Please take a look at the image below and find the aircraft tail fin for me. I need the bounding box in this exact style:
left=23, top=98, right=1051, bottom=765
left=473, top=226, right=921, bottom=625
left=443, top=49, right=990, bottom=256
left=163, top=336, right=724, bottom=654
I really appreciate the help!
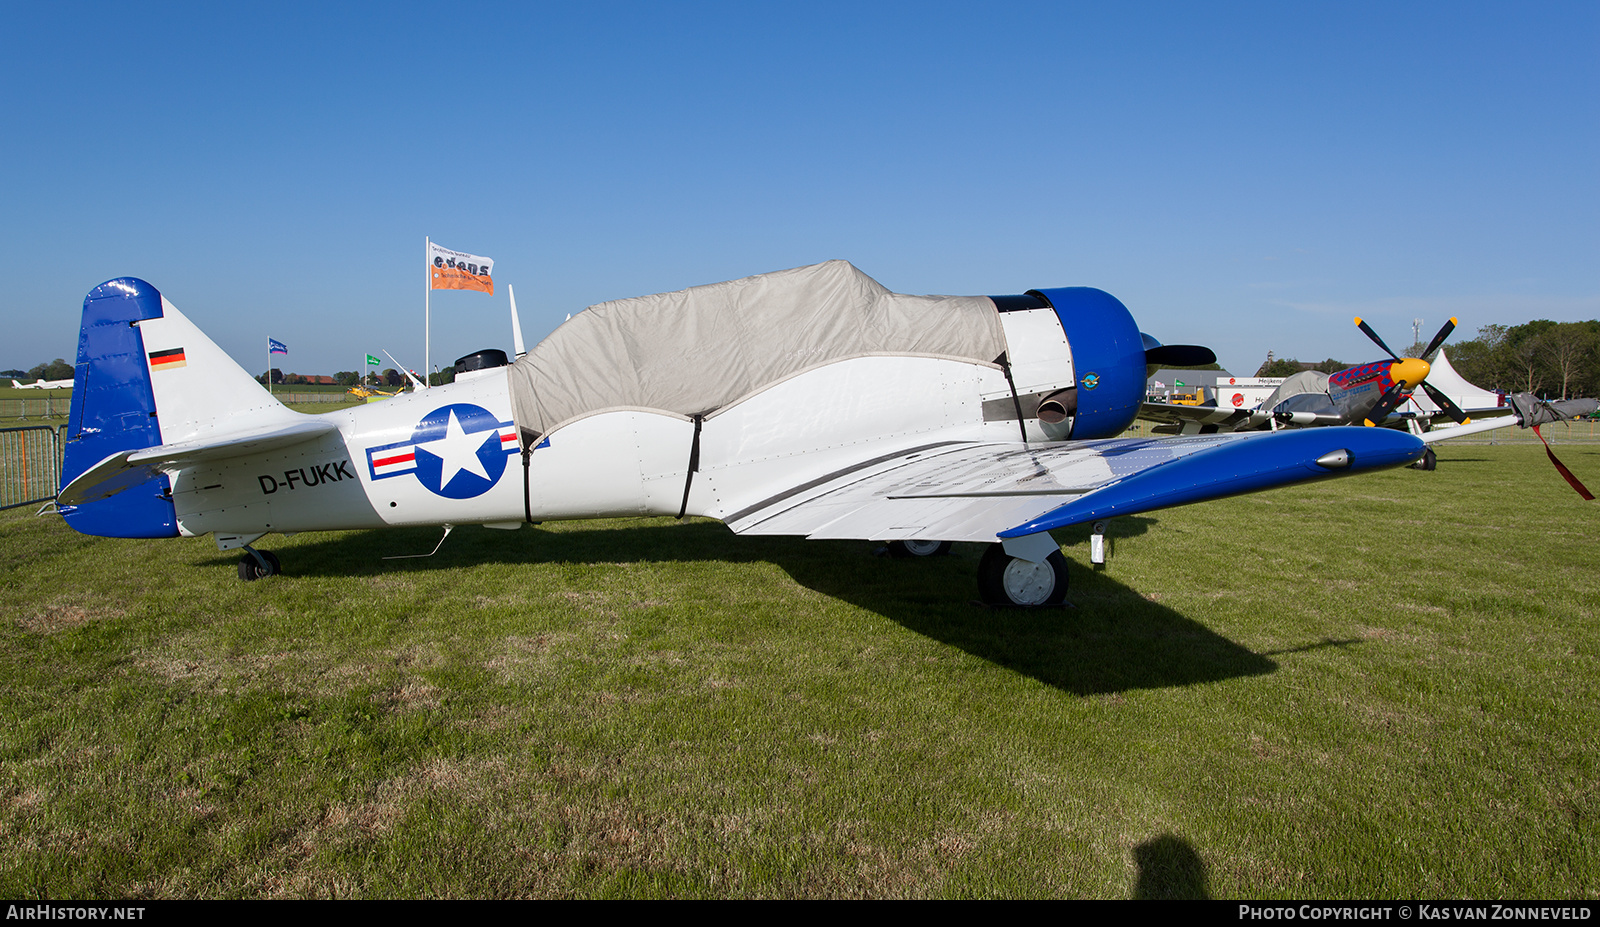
left=60, top=278, right=299, bottom=538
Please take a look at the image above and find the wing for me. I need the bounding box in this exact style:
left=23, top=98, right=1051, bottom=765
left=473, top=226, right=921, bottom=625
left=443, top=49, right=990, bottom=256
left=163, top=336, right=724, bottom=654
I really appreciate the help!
left=1139, top=400, right=1355, bottom=430
left=728, top=426, right=1426, bottom=544
left=1423, top=405, right=1514, bottom=425
left=1137, top=400, right=1271, bottom=434
left=1414, top=394, right=1599, bottom=444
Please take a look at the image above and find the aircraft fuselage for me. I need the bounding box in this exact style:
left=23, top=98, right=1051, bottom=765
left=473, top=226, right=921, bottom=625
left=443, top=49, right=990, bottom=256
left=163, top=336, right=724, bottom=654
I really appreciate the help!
left=170, top=333, right=1076, bottom=541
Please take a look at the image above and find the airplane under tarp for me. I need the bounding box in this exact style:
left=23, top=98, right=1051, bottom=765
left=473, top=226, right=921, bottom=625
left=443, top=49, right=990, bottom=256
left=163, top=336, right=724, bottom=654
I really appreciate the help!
left=55, top=266, right=1478, bottom=606
left=506, top=261, right=1007, bottom=438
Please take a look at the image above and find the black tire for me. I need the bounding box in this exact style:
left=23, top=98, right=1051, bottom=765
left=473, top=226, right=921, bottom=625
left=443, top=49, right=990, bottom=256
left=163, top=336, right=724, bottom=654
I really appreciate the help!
left=237, top=550, right=281, bottom=581
left=887, top=539, right=953, bottom=559
left=977, top=544, right=1069, bottom=606
left=1411, top=447, right=1437, bottom=471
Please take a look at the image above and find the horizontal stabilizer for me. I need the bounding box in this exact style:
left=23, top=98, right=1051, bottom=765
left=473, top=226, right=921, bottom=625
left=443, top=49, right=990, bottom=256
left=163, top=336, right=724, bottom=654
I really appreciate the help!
left=56, top=451, right=167, bottom=507
left=1000, top=427, right=1425, bottom=536
left=58, top=418, right=337, bottom=506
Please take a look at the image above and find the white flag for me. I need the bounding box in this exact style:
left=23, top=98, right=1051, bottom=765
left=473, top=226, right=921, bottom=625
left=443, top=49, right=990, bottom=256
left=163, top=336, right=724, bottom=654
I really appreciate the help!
left=428, top=242, right=494, bottom=295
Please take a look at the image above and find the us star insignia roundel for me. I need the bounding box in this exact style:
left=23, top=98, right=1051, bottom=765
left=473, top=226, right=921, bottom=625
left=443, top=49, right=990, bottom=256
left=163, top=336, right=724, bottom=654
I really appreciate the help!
left=365, top=404, right=519, bottom=499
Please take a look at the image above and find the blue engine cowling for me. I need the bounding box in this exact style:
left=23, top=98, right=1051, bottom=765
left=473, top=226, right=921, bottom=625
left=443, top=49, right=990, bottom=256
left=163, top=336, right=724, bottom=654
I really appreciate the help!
left=1029, top=287, right=1147, bottom=439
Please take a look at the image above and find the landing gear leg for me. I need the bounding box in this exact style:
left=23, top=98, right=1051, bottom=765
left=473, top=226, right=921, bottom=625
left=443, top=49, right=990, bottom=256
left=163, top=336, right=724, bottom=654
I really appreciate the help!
left=238, top=547, right=281, bottom=581
left=977, top=544, right=1069, bottom=606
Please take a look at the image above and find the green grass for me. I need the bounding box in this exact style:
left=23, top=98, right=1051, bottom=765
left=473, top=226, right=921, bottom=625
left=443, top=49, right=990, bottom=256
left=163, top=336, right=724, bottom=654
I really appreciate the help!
left=0, top=443, right=1596, bottom=898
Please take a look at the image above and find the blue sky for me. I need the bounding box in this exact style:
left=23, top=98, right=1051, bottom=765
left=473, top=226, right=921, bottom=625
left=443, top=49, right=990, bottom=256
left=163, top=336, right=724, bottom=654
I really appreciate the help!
left=4, top=1, right=1596, bottom=378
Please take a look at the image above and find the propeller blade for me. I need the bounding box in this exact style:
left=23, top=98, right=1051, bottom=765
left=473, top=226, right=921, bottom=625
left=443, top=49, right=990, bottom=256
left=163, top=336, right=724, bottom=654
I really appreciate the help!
left=1422, top=381, right=1469, bottom=424
left=1362, top=381, right=1409, bottom=426
left=1144, top=344, right=1217, bottom=367
left=1419, top=317, right=1458, bottom=362
left=1354, top=317, right=1401, bottom=360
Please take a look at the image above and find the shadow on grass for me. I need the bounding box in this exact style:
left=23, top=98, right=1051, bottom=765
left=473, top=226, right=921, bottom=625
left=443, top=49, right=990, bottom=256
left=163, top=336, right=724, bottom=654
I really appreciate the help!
left=1132, top=833, right=1211, bottom=899
left=201, top=516, right=1276, bottom=696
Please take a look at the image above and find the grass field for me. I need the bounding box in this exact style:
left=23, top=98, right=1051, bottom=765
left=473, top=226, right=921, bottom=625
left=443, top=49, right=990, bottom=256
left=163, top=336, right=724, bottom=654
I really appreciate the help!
left=0, top=441, right=1596, bottom=898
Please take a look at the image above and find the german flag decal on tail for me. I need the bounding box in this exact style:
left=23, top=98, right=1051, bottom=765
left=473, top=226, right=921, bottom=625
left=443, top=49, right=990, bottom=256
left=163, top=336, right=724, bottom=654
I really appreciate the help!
left=149, top=347, right=187, bottom=370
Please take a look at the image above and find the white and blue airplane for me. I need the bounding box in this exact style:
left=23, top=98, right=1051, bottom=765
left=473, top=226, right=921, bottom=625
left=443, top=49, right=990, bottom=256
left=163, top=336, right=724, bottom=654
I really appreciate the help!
left=58, top=261, right=1443, bottom=606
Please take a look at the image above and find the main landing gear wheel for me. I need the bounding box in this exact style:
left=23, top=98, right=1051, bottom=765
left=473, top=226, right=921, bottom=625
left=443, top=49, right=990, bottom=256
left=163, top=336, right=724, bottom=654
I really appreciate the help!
left=977, top=544, right=1069, bottom=607
left=1411, top=447, right=1438, bottom=471
left=237, top=550, right=281, bottom=581
left=887, top=539, right=953, bottom=558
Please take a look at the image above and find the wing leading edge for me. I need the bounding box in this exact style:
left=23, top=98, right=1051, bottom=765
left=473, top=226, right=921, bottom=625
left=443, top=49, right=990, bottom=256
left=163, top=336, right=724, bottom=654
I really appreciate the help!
left=727, top=427, right=1425, bottom=545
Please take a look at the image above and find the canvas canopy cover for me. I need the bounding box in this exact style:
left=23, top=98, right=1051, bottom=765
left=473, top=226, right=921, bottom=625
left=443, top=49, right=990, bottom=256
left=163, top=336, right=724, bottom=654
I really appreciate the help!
left=1261, top=370, right=1333, bottom=413
left=507, top=261, right=1007, bottom=438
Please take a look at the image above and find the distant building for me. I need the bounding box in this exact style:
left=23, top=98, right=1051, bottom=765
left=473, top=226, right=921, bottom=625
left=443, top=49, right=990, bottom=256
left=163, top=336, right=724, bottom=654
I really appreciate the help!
left=1145, top=369, right=1297, bottom=408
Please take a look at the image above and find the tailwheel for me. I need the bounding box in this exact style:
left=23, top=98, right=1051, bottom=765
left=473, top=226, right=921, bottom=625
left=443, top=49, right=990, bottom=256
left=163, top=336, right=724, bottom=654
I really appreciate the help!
left=237, top=549, right=281, bottom=581
left=977, top=544, right=1069, bottom=607
left=887, top=539, right=953, bottom=558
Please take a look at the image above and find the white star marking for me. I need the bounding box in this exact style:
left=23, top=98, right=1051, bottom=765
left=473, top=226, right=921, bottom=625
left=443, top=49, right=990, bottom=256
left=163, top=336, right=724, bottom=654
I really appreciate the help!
left=419, top=408, right=492, bottom=488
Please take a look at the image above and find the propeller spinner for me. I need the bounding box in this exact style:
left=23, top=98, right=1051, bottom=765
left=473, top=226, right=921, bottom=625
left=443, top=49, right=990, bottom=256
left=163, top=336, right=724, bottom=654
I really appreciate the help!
left=1354, top=316, right=1467, bottom=425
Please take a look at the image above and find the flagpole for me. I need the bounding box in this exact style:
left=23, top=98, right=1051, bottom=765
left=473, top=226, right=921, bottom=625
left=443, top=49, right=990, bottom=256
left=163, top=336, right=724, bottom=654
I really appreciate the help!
left=424, top=235, right=431, bottom=390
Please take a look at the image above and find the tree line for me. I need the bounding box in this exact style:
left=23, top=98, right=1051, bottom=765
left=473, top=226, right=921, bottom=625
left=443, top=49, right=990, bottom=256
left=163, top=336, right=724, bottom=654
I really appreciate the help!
left=252, top=368, right=457, bottom=388
left=1445, top=320, right=1600, bottom=401
left=255, top=369, right=407, bottom=387
left=2, top=360, right=455, bottom=391
left=1, top=359, right=73, bottom=382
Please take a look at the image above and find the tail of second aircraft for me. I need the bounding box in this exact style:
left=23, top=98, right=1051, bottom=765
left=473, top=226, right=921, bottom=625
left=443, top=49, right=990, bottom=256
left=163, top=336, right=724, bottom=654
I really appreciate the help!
left=60, top=278, right=297, bottom=538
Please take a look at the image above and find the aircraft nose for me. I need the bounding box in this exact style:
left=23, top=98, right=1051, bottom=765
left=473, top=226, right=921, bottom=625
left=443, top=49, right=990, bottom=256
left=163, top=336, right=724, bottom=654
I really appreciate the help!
left=1392, top=357, right=1430, bottom=387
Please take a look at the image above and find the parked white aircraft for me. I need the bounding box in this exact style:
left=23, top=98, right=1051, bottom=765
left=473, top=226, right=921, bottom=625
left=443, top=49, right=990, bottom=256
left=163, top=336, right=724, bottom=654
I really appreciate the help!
left=11, top=377, right=72, bottom=390
left=59, top=262, right=1454, bottom=605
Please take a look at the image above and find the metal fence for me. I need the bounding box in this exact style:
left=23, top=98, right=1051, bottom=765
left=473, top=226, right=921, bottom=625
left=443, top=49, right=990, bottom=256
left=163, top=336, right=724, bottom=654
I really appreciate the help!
left=3, top=393, right=354, bottom=414
left=1432, top=419, right=1600, bottom=445
left=0, top=425, right=66, bottom=510
left=0, top=397, right=71, bottom=420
